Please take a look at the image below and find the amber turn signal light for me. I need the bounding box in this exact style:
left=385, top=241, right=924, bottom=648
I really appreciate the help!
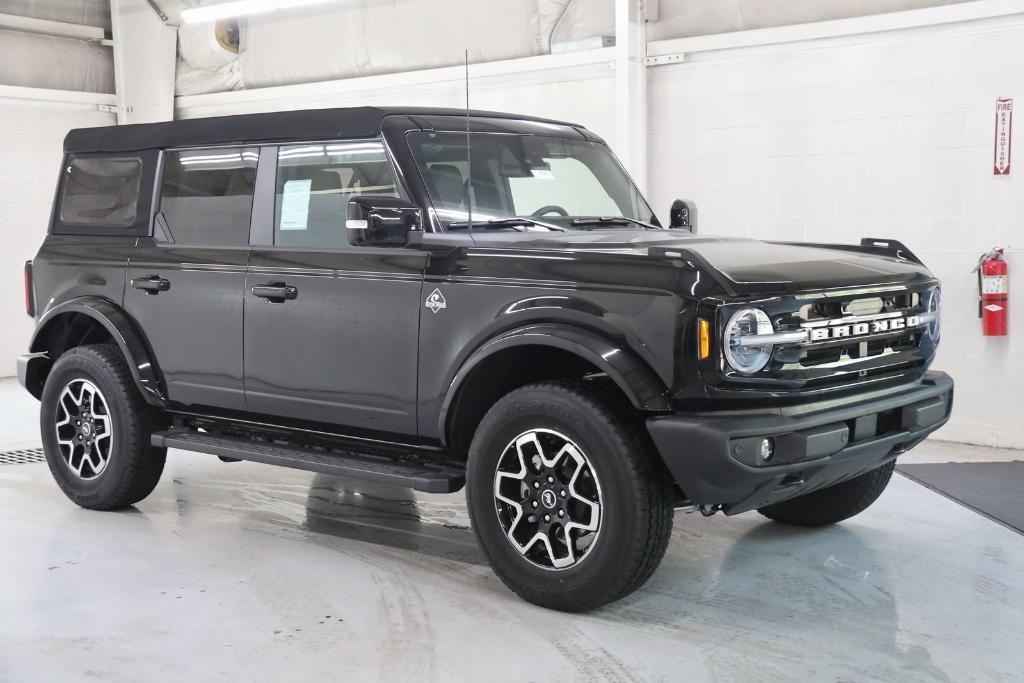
left=698, top=318, right=711, bottom=360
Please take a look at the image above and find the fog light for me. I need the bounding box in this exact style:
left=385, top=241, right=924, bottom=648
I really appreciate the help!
left=759, top=438, right=775, bottom=463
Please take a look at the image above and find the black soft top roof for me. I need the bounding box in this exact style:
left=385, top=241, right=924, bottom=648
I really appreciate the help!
left=63, top=106, right=577, bottom=154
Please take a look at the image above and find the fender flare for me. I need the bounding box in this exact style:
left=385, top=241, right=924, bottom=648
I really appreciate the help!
left=29, top=297, right=167, bottom=406
left=439, top=323, right=672, bottom=444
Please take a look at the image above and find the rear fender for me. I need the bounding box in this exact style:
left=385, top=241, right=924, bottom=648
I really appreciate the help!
left=27, top=297, right=166, bottom=406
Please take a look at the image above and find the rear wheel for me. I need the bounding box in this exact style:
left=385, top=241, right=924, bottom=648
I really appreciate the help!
left=757, top=461, right=895, bottom=527
left=40, top=344, right=167, bottom=510
left=466, top=381, right=674, bottom=611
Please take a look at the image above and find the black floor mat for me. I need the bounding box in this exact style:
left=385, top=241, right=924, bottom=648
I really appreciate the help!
left=897, top=461, right=1024, bottom=535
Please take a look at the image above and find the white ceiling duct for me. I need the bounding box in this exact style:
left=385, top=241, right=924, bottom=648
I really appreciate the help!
left=235, top=0, right=536, bottom=90
left=178, top=20, right=238, bottom=69
left=176, top=19, right=243, bottom=94
left=533, top=0, right=613, bottom=53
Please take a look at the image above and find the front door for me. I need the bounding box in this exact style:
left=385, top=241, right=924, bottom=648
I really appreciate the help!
left=243, top=141, right=426, bottom=436
left=125, top=146, right=259, bottom=411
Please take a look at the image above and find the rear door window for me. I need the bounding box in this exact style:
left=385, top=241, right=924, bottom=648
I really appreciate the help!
left=59, top=156, right=142, bottom=227
left=158, top=147, right=259, bottom=246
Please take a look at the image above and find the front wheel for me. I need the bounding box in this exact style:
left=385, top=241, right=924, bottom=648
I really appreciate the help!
left=466, top=381, right=674, bottom=611
left=40, top=344, right=167, bottom=510
left=757, top=461, right=895, bottom=527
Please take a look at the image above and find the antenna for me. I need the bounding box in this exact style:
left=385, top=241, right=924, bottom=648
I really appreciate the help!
left=465, top=49, right=473, bottom=234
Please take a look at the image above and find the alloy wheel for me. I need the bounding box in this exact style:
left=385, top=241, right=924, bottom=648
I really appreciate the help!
left=493, top=429, right=602, bottom=570
left=54, top=378, right=114, bottom=480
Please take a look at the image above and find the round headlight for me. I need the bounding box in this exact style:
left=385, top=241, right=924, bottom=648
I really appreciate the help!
left=723, top=308, right=774, bottom=374
left=925, top=289, right=941, bottom=343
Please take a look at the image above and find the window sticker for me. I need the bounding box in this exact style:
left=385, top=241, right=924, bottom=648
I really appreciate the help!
left=280, top=179, right=312, bottom=230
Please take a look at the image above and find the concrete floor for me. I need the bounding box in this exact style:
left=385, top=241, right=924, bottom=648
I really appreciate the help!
left=0, top=379, right=1021, bottom=682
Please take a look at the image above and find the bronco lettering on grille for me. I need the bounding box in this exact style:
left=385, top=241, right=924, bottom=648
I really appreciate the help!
left=804, top=315, right=924, bottom=341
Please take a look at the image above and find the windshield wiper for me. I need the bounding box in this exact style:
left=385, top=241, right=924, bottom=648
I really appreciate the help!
left=570, top=216, right=658, bottom=230
left=447, top=217, right=568, bottom=232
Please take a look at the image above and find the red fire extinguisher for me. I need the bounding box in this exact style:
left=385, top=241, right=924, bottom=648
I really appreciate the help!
left=976, top=247, right=1008, bottom=336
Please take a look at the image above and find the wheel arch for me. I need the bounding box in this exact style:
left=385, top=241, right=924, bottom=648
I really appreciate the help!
left=440, top=323, right=672, bottom=457
left=26, top=297, right=167, bottom=406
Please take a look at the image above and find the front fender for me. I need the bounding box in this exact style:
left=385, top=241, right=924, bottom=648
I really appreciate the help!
left=28, top=297, right=167, bottom=406
left=439, top=323, right=672, bottom=441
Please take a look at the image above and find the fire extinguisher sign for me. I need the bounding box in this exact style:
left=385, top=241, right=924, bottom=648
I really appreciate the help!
left=994, top=97, right=1013, bottom=175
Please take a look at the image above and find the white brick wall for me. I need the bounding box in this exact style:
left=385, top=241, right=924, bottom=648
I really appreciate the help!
left=0, top=99, right=115, bottom=372
left=647, top=17, right=1024, bottom=449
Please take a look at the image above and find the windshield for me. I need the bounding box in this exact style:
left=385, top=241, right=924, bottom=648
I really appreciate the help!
left=408, top=132, right=658, bottom=231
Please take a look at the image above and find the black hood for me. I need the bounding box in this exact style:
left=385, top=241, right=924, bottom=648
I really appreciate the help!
left=501, top=231, right=936, bottom=294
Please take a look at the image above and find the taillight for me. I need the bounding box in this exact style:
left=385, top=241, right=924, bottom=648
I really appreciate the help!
left=24, top=260, right=34, bottom=318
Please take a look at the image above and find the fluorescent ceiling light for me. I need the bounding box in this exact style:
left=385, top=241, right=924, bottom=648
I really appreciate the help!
left=181, top=0, right=341, bottom=23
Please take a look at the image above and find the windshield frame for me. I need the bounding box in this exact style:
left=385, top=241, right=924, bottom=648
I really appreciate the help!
left=403, top=129, right=660, bottom=234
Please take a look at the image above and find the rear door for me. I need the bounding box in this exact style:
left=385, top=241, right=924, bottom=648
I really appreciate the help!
left=244, top=141, right=426, bottom=436
left=124, top=146, right=259, bottom=411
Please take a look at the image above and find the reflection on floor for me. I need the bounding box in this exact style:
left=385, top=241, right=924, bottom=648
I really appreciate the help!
left=1, top=378, right=1022, bottom=681
left=303, top=476, right=485, bottom=566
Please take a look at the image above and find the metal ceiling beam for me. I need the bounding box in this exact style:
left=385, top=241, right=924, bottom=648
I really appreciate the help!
left=144, top=0, right=170, bottom=22
left=0, top=12, right=106, bottom=42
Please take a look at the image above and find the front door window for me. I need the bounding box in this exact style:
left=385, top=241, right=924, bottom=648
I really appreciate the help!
left=273, top=140, right=399, bottom=248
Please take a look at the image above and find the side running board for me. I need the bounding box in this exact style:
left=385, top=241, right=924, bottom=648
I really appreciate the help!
left=151, top=429, right=465, bottom=493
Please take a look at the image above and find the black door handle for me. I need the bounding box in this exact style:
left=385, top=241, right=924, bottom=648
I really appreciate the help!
left=131, top=275, right=170, bottom=294
left=252, top=284, right=298, bottom=301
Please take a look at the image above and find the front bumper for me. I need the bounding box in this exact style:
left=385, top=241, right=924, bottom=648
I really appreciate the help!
left=646, top=371, right=953, bottom=514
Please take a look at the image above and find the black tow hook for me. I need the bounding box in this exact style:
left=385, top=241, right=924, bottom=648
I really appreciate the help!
left=699, top=504, right=722, bottom=517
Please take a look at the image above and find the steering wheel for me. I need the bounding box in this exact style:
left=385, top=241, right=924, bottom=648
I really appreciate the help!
left=531, top=205, right=569, bottom=217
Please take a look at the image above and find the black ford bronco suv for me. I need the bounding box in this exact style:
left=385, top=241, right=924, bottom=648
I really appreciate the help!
left=20, top=107, right=952, bottom=611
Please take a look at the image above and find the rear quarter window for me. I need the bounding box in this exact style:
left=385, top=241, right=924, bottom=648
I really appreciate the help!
left=52, top=151, right=157, bottom=236
left=59, top=156, right=143, bottom=227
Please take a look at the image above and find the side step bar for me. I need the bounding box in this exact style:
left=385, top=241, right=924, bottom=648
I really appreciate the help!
left=151, top=429, right=465, bottom=494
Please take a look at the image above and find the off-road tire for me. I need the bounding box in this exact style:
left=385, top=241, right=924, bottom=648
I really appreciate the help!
left=40, top=344, right=167, bottom=510
left=757, top=461, right=895, bottom=527
left=466, top=381, right=674, bottom=612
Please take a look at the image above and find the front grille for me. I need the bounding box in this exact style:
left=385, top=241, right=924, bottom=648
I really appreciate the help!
left=769, top=286, right=934, bottom=387
left=712, top=282, right=940, bottom=393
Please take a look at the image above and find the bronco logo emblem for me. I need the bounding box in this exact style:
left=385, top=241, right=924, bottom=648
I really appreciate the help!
left=425, top=288, right=447, bottom=314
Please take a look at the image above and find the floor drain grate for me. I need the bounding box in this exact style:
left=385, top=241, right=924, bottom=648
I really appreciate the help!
left=0, top=448, right=46, bottom=465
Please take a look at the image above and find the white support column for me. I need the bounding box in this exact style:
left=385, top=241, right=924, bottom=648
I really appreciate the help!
left=110, top=0, right=177, bottom=124
left=615, top=0, right=648, bottom=192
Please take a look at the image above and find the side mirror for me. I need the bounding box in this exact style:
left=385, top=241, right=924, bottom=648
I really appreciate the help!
left=669, top=199, right=697, bottom=233
left=346, top=196, right=422, bottom=247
